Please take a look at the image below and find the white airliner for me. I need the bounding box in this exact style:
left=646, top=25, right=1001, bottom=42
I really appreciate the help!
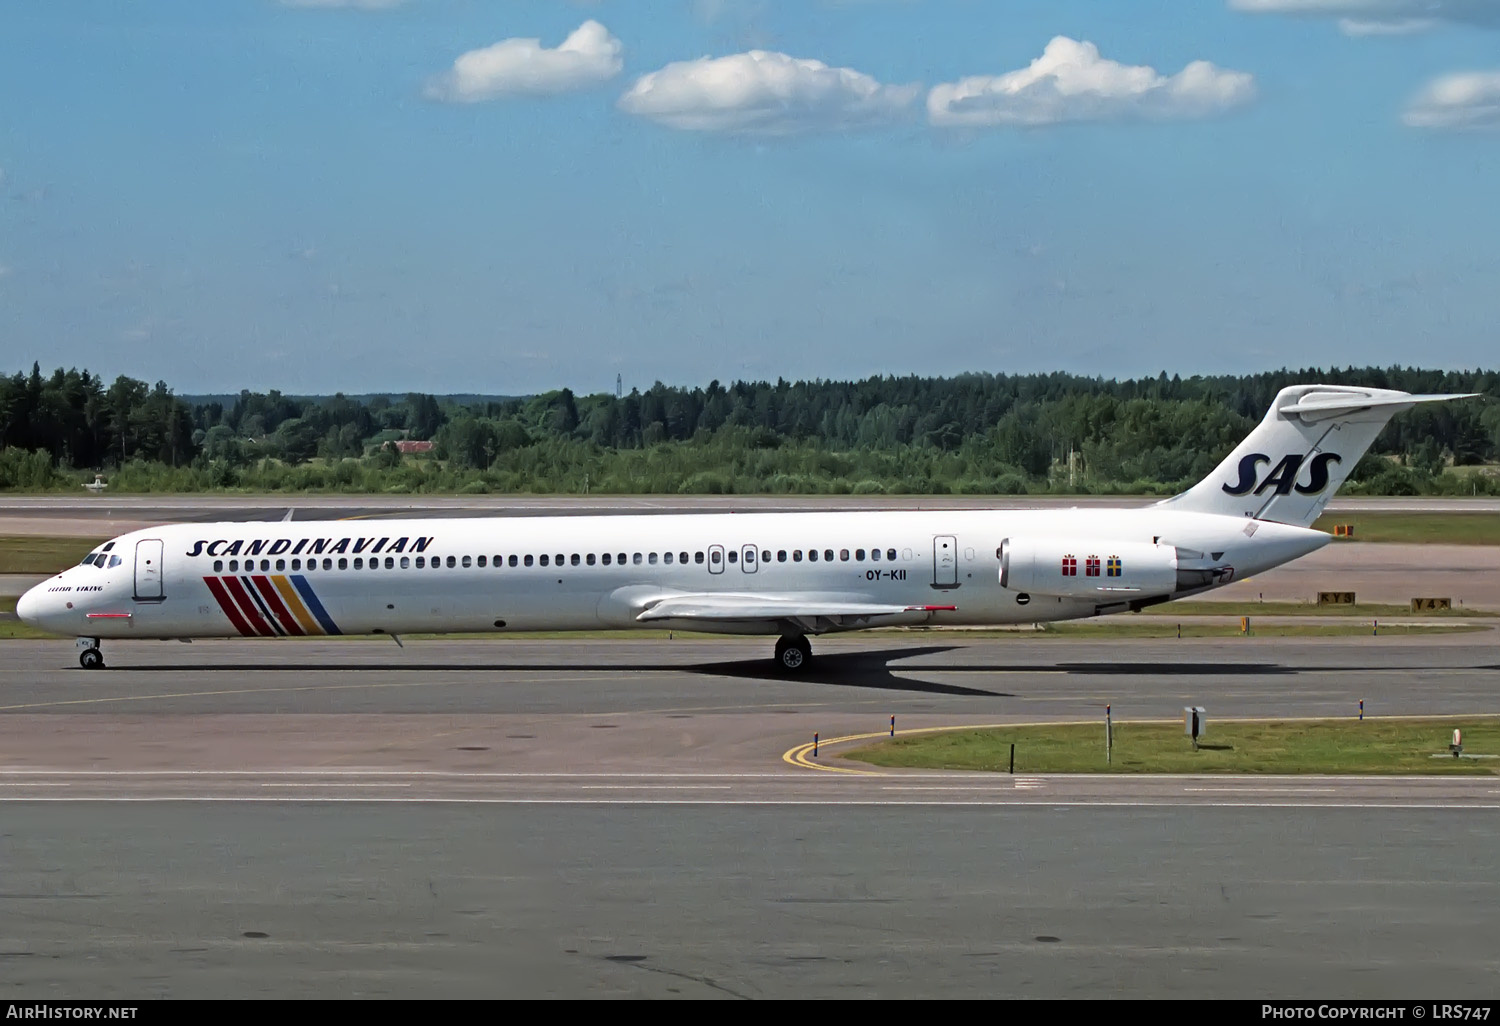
left=15, top=384, right=1473, bottom=672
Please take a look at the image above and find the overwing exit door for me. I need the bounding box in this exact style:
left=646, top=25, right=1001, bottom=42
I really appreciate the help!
left=932, top=535, right=958, bottom=590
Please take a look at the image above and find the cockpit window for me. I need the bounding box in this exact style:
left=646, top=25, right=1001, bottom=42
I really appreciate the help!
left=79, top=553, right=98, bottom=566
left=108, top=555, right=122, bottom=568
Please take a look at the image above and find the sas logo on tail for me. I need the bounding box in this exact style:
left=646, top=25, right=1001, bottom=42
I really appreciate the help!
left=1222, top=452, right=1342, bottom=497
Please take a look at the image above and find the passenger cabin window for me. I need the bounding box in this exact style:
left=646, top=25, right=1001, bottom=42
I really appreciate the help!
left=540, top=555, right=549, bottom=567
left=761, top=550, right=771, bottom=563
left=400, top=556, right=410, bottom=569
left=415, top=556, right=425, bottom=568
left=509, top=555, right=518, bottom=567
left=662, top=552, right=672, bottom=565
left=587, top=553, right=596, bottom=565
left=323, top=558, right=333, bottom=570
left=354, top=558, right=364, bottom=570
left=695, top=552, right=705, bottom=564
left=214, top=560, right=224, bottom=572
left=807, top=550, right=817, bottom=562
left=524, top=555, right=533, bottom=567
left=338, top=558, right=348, bottom=570
left=840, top=549, right=850, bottom=561
left=572, top=554, right=581, bottom=566
left=871, top=549, right=881, bottom=561
left=710, top=550, right=722, bottom=565
left=602, top=553, right=612, bottom=565
left=229, top=560, right=240, bottom=572
left=777, top=551, right=787, bottom=562
left=648, top=553, right=658, bottom=565
left=462, top=556, right=472, bottom=568
left=385, top=557, right=395, bottom=569
left=477, top=556, right=487, bottom=568
left=726, top=551, right=736, bottom=564
left=633, top=553, right=643, bottom=565
left=887, top=549, right=897, bottom=561
left=856, top=549, right=866, bottom=561
left=793, top=550, right=803, bottom=562
left=824, top=549, right=834, bottom=562
left=446, top=556, right=456, bottom=568
left=276, top=559, right=285, bottom=571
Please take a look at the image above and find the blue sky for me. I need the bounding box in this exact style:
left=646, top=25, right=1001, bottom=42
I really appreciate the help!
left=1, top=0, right=1497, bottom=395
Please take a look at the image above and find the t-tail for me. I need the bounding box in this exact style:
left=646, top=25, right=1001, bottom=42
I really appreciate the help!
left=1158, top=384, right=1477, bottom=528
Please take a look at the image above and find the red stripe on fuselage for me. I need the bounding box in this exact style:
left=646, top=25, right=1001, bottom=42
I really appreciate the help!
left=220, top=576, right=276, bottom=637
left=251, top=576, right=305, bottom=636
left=203, top=576, right=256, bottom=637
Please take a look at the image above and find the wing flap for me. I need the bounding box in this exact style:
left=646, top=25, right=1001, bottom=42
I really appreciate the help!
left=635, top=593, right=954, bottom=624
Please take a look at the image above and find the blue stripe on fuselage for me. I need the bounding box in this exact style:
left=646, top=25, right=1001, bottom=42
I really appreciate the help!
left=290, top=575, right=343, bottom=635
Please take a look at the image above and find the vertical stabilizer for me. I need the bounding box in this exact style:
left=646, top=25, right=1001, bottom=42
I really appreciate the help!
left=1157, top=385, right=1475, bottom=528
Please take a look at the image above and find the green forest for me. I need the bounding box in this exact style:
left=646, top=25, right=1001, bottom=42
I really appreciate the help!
left=2, top=363, right=1498, bottom=495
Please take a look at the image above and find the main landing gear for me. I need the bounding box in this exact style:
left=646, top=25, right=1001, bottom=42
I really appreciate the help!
left=774, top=634, right=813, bottom=675
left=76, top=637, right=104, bottom=670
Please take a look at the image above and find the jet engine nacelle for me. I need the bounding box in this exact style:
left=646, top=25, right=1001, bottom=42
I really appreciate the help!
left=1000, top=537, right=1179, bottom=599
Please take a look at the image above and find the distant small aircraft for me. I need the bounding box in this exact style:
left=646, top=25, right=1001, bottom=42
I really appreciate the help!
left=19, top=384, right=1477, bottom=671
left=82, top=475, right=107, bottom=494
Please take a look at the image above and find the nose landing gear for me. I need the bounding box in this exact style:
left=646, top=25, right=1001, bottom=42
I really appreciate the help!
left=76, top=637, right=104, bottom=670
left=774, top=634, right=813, bottom=674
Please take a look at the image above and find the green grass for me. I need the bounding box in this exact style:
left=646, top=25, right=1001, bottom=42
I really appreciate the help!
left=1311, top=512, right=1500, bottom=545
left=0, top=536, right=106, bottom=575
left=843, top=716, right=1500, bottom=775
left=1139, top=601, right=1489, bottom=617
left=1040, top=622, right=1484, bottom=639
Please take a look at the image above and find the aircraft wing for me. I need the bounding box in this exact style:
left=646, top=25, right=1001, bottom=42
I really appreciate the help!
left=635, top=593, right=956, bottom=630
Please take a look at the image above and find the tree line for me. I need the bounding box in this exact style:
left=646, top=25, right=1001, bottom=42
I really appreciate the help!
left=2, top=362, right=1498, bottom=494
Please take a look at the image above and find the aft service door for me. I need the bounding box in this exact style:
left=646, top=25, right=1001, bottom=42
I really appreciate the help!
left=708, top=544, right=725, bottom=575
left=740, top=545, right=758, bottom=574
left=134, top=538, right=164, bottom=601
left=932, top=535, right=958, bottom=590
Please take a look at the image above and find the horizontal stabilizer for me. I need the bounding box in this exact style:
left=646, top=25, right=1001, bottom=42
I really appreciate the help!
left=1278, top=389, right=1478, bottom=422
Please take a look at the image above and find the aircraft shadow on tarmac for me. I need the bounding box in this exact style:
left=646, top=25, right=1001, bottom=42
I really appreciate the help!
left=110, top=645, right=1303, bottom=696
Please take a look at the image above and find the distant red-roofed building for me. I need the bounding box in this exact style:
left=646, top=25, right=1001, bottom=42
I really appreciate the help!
left=388, top=440, right=434, bottom=454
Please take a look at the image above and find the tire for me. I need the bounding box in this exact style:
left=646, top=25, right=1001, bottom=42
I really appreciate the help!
left=79, top=648, right=104, bottom=670
left=774, top=636, right=812, bottom=674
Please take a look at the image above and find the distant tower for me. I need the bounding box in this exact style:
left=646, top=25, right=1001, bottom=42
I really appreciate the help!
left=616, top=373, right=622, bottom=398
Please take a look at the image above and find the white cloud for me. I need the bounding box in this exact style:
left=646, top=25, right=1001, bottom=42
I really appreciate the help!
left=1338, top=18, right=1438, bottom=34
left=1230, top=1, right=1500, bottom=34
left=927, top=37, right=1255, bottom=128
left=424, top=20, right=623, bottom=103
left=1404, top=71, right=1500, bottom=130
left=617, top=50, right=920, bottom=133
left=280, top=0, right=408, bottom=8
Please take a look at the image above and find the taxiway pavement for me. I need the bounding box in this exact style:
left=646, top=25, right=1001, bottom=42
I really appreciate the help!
left=3, top=634, right=1498, bottom=998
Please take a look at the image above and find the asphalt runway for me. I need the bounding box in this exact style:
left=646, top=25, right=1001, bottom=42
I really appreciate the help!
left=4, top=634, right=1499, bottom=997
left=5, top=804, right=1498, bottom=999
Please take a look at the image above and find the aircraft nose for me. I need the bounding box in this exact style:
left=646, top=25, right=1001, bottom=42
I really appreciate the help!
left=15, top=584, right=45, bottom=627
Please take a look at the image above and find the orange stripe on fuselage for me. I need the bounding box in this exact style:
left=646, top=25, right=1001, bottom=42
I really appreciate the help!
left=271, top=575, right=322, bottom=635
